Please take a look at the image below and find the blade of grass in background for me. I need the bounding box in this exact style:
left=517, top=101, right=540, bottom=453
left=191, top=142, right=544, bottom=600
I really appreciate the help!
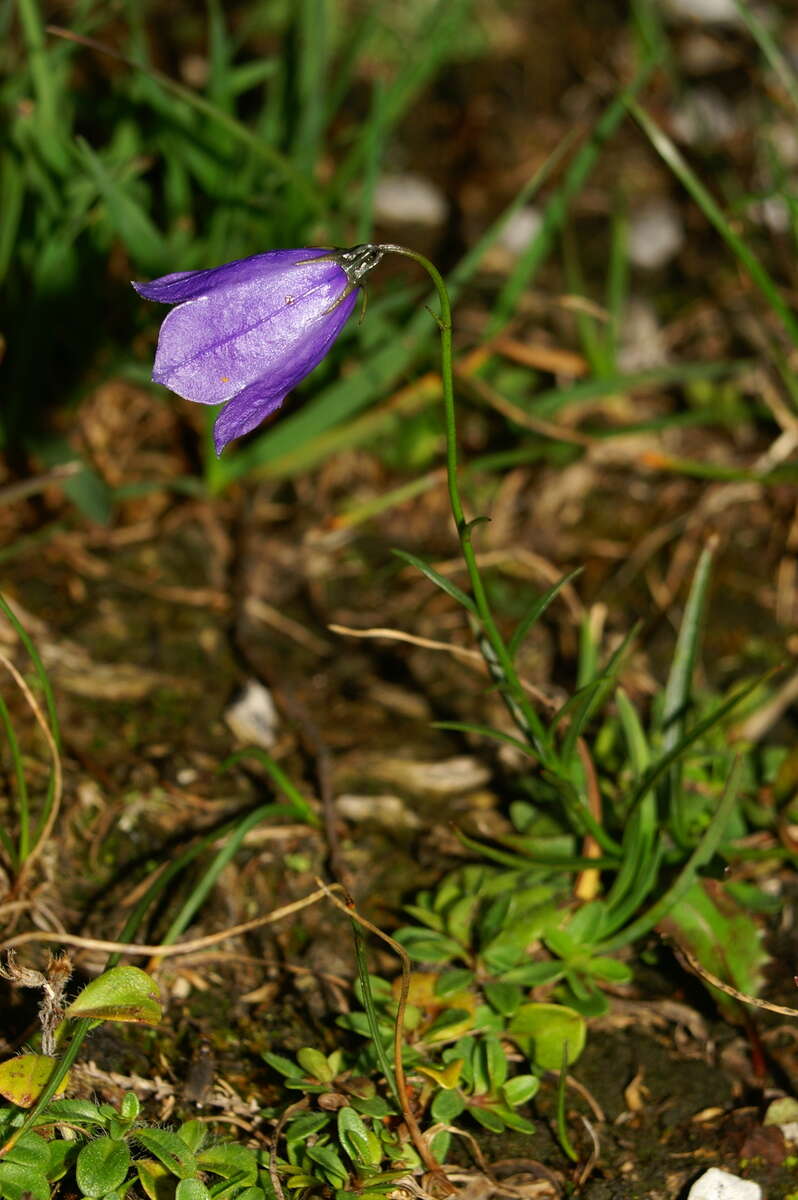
left=599, top=759, right=744, bottom=952
left=295, top=0, right=327, bottom=178
left=733, top=0, right=798, bottom=117
left=628, top=97, right=798, bottom=349
left=330, top=0, right=473, bottom=202
left=45, top=25, right=318, bottom=207
left=528, top=360, right=751, bottom=420
left=605, top=198, right=629, bottom=374
left=486, top=57, right=658, bottom=336
left=659, top=542, right=715, bottom=849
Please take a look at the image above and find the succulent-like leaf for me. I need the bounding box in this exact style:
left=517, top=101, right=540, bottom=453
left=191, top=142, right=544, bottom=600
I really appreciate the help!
left=65, top=966, right=161, bottom=1025
left=0, top=1054, right=69, bottom=1108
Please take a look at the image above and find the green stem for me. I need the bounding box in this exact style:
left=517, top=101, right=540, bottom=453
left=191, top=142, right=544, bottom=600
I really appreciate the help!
left=379, top=244, right=549, bottom=757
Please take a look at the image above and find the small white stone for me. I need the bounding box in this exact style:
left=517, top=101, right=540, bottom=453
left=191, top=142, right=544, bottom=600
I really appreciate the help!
left=224, top=680, right=279, bottom=749
left=498, top=206, right=544, bottom=255
left=685, top=1167, right=762, bottom=1200
left=374, top=174, right=448, bottom=227
left=671, top=87, right=737, bottom=146
left=371, top=755, right=491, bottom=797
left=770, top=121, right=798, bottom=167
left=755, top=196, right=790, bottom=233
left=335, top=793, right=421, bottom=830
left=628, top=199, right=684, bottom=270
left=659, top=0, right=741, bottom=25
left=617, top=298, right=669, bottom=372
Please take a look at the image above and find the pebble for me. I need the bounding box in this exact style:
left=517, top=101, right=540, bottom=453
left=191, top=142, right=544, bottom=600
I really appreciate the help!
left=658, top=0, right=741, bottom=25
left=335, top=793, right=422, bottom=830
left=628, top=199, right=684, bottom=270
left=685, top=1168, right=762, bottom=1200
left=617, top=297, right=669, bottom=372
left=497, top=205, right=544, bottom=255
left=224, top=679, right=279, bottom=749
left=373, top=174, right=448, bottom=227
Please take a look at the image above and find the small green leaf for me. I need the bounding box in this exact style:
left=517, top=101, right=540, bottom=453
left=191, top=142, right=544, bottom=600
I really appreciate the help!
left=305, top=1142, right=348, bottom=1186
left=136, top=1158, right=171, bottom=1200
left=76, top=1137, right=132, bottom=1197
left=337, top=1106, right=371, bottom=1163
left=435, top=969, right=475, bottom=995
left=445, top=895, right=479, bottom=946
left=48, top=1137, right=79, bottom=1180
left=263, top=1051, right=305, bottom=1078
left=4, top=1131, right=50, bottom=1171
left=176, top=1181, right=213, bottom=1200
left=501, top=1075, right=539, bottom=1107
left=492, top=1105, right=536, bottom=1133
left=508, top=1002, right=586, bottom=1070
left=283, top=1112, right=332, bottom=1147
left=0, top=1162, right=50, bottom=1200
left=586, top=956, right=633, bottom=983
left=296, top=1047, right=334, bottom=1083
left=178, top=1119, right=207, bottom=1153
left=392, top=549, right=477, bottom=613
left=65, top=966, right=162, bottom=1025
left=429, top=1130, right=451, bottom=1162
left=484, top=1035, right=508, bottom=1090
left=197, top=1142, right=258, bottom=1183
left=431, top=1089, right=465, bottom=1123
left=394, top=928, right=464, bottom=963
left=467, top=1104, right=505, bottom=1133
left=484, top=981, right=522, bottom=1016
left=0, top=1054, right=69, bottom=1107
left=134, top=1129, right=197, bottom=1178
left=508, top=567, right=583, bottom=660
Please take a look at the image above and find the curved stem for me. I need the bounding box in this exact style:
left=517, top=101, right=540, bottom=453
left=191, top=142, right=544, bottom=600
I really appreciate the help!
left=378, top=244, right=549, bottom=756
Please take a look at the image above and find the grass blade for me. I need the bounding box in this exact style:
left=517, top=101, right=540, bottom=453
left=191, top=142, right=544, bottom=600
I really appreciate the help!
left=659, top=542, right=715, bottom=845
left=628, top=98, right=798, bottom=348
left=46, top=25, right=318, bottom=207
left=733, top=0, right=798, bottom=116
left=392, top=549, right=477, bottom=613
left=508, top=568, right=583, bottom=662
left=599, top=759, right=744, bottom=952
left=487, top=57, right=658, bottom=334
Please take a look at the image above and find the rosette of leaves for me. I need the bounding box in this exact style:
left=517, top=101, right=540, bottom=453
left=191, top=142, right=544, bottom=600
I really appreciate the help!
left=263, top=1048, right=427, bottom=1198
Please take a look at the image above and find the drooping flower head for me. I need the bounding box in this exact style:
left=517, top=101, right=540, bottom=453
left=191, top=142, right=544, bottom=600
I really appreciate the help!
left=133, top=245, right=383, bottom=454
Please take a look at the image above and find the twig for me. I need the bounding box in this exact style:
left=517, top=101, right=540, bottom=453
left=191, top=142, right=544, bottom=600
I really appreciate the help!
left=329, top=624, right=555, bottom=708
left=0, top=885, right=342, bottom=957
left=673, top=941, right=798, bottom=1017
left=269, top=1098, right=309, bottom=1200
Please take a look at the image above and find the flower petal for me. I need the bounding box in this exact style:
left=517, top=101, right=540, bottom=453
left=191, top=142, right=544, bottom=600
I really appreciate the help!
left=213, top=380, right=288, bottom=455
left=131, top=248, right=330, bottom=305
left=152, top=276, right=358, bottom=407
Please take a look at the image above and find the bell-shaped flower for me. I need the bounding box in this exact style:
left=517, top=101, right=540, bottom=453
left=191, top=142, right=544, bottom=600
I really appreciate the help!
left=133, top=245, right=382, bottom=454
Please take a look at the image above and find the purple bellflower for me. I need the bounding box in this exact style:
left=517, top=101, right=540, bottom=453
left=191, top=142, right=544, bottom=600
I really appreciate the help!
left=133, top=245, right=383, bottom=455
